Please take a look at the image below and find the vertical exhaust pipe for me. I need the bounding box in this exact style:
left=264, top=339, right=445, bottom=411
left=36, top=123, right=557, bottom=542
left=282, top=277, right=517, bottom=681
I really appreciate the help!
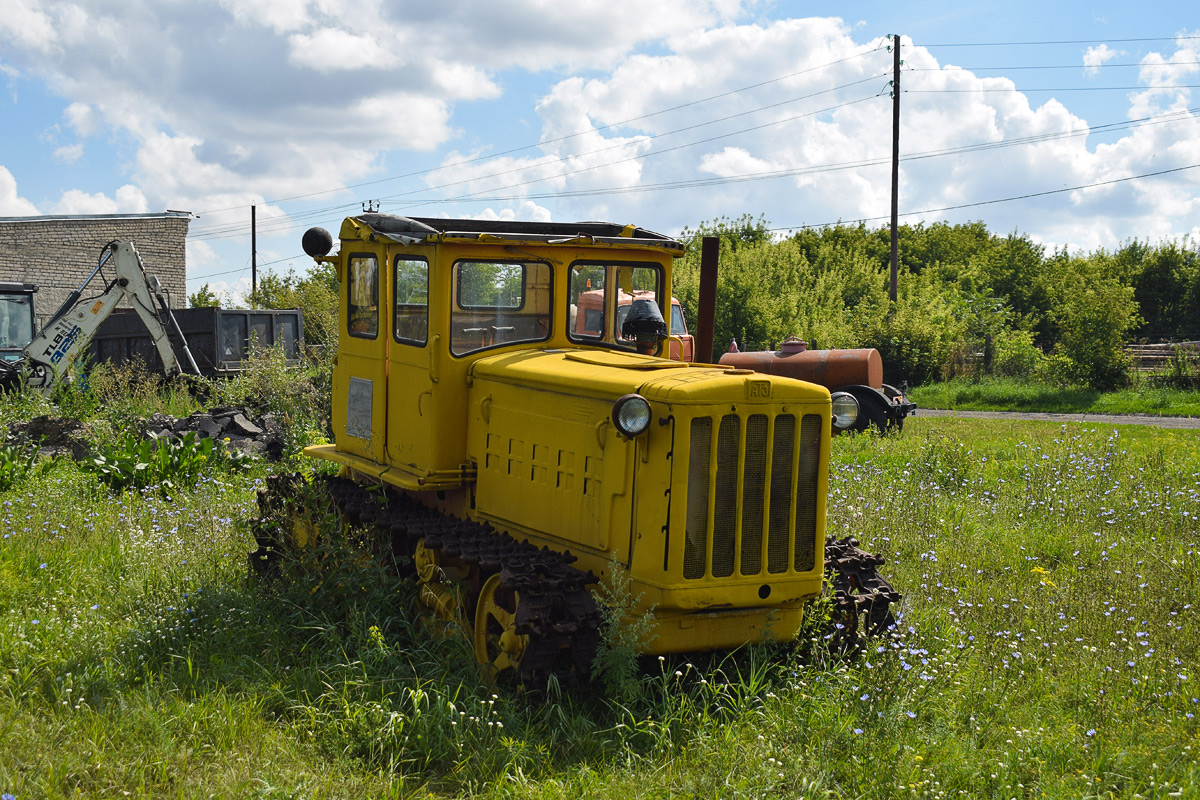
left=696, top=236, right=719, bottom=363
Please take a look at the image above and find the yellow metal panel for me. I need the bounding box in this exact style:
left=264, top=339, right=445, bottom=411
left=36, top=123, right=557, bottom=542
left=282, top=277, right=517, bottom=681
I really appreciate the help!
left=468, top=377, right=635, bottom=561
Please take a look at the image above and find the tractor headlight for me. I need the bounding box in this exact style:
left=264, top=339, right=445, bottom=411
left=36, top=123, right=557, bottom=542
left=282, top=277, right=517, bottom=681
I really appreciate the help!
left=612, top=394, right=652, bottom=437
left=831, top=392, right=859, bottom=431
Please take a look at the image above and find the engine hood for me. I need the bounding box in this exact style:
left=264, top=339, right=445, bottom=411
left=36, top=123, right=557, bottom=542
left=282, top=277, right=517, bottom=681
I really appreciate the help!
left=470, top=347, right=830, bottom=406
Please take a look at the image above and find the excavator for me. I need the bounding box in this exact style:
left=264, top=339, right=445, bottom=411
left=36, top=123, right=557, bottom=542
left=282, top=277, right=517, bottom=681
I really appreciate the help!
left=0, top=240, right=200, bottom=391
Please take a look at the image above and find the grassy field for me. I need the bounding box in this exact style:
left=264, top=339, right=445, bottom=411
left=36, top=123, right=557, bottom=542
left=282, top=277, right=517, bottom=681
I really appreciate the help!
left=910, top=377, right=1200, bottom=417
left=1, top=411, right=1198, bottom=798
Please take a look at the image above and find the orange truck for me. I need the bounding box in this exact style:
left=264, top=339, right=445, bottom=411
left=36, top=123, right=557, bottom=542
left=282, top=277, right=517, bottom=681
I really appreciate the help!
left=573, top=287, right=694, bottom=361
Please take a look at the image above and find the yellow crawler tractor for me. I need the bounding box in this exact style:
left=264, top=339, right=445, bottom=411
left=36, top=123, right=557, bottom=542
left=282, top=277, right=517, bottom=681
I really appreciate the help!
left=252, top=214, right=899, bottom=684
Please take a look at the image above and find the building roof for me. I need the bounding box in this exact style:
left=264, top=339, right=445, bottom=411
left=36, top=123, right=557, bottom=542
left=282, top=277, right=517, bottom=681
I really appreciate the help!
left=0, top=211, right=194, bottom=224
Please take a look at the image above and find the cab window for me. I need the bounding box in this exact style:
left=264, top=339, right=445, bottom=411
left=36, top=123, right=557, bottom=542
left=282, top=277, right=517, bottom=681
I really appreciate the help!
left=347, top=254, right=378, bottom=339
left=567, top=262, right=663, bottom=351
left=394, top=257, right=429, bottom=345
left=451, top=260, right=552, bottom=355
left=670, top=304, right=688, bottom=335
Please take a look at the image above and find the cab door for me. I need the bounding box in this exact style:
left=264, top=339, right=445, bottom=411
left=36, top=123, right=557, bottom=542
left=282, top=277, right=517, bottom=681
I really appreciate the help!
left=333, top=249, right=388, bottom=464
left=386, top=250, right=437, bottom=477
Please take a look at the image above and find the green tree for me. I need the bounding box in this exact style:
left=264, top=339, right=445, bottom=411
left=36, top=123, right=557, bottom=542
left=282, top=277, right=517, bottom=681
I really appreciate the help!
left=188, top=284, right=220, bottom=308
left=246, top=263, right=339, bottom=359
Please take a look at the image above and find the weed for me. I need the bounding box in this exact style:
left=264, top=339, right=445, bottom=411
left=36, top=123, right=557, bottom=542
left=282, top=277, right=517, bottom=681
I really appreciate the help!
left=1151, top=345, right=1200, bottom=390
left=0, top=436, right=42, bottom=491
left=591, top=555, right=658, bottom=705
left=85, top=431, right=244, bottom=496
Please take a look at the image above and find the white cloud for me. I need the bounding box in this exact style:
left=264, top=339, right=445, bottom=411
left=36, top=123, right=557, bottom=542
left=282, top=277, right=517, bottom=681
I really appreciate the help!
left=1129, top=31, right=1199, bottom=118
left=287, top=28, right=399, bottom=72
left=52, top=143, right=84, bottom=163
left=0, top=166, right=40, bottom=215
left=217, top=0, right=313, bottom=34
left=473, top=201, right=554, bottom=222
left=0, top=0, right=57, bottom=53
left=49, top=184, right=148, bottom=215
left=63, top=102, right=98, bottom=136
left=429, top=20, right=1198, bottom=251
left=700, top=147, right=782, bottom=177
left=1082, top=44, right=1122, bottom=77
left=1, top=5, right=1197, bottom=256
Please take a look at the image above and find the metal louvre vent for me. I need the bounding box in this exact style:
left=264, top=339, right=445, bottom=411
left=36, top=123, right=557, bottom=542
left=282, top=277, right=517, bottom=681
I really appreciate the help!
left=683, top=411, right=823, bottom=580
left=795, top=414, right=822, bottom=572
left=740, top=415, right=768, bottom=575
left=767, top=415, right=795, bottom=573
left=683, top=417, right=711, bottom=579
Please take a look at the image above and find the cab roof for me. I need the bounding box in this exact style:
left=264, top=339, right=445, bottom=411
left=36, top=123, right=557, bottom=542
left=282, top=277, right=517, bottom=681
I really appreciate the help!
left=349, top=213, right=685, bottom=254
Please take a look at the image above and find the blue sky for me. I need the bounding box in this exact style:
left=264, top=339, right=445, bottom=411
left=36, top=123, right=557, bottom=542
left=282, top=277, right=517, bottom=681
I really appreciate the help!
left=2, top=1, right=1197, bottom=301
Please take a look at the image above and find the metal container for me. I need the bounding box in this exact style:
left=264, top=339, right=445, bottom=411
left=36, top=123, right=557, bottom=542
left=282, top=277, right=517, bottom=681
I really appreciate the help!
left=89, top=306, right=304, bottom=377
left=719, top=337, right=883, bottom=389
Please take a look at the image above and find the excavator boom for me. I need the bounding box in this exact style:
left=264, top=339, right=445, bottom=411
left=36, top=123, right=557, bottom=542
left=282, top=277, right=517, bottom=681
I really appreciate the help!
left=20, top=241, right=199, bottom=390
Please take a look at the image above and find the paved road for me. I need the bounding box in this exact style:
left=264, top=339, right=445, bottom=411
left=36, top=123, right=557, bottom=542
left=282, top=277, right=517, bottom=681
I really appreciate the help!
left=915, top=408, right=1200, bottom=429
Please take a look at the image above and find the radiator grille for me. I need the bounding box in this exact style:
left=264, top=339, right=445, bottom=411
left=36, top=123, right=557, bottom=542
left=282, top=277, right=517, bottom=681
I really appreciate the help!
left=683, top=411, right=822, bottom=579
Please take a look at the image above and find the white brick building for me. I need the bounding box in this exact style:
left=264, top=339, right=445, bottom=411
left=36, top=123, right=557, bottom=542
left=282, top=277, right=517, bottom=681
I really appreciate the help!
left=0, top=211, right=191, bottom=326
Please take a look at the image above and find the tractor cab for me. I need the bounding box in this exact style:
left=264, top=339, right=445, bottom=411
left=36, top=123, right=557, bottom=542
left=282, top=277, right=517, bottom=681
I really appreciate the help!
left=0, top=282, right=37, bottom=362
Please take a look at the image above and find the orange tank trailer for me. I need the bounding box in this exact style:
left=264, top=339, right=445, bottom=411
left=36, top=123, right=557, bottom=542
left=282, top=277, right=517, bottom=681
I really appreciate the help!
left=719, top=337, right=916, bottom=433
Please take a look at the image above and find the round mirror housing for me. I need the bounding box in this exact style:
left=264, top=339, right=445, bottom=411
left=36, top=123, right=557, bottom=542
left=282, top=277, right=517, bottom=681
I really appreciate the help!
left=302, top=227, right=334, bottom=258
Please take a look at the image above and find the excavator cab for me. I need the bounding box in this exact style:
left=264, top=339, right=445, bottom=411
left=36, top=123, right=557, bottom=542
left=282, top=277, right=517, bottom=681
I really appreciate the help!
left=0, top=283, right=37, bottom=362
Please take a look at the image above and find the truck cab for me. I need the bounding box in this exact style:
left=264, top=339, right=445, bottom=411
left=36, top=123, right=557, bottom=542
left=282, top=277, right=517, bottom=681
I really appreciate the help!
left=574, top=287, right=694, bottom=361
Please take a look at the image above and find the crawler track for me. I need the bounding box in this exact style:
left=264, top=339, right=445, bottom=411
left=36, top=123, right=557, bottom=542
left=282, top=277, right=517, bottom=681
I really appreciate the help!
left=251, top=475, right=902, bottom=681
left=252, top=473, right=601, bottom=686
left=824, top=536, right=903, bottom=653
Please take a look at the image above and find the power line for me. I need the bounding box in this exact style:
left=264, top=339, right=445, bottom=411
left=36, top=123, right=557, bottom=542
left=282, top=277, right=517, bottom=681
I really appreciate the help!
left=411, top=108, right=1199, bottom=204
left=912, top=60, right=1200, bottom=71
left=191, top=76, right=890, bottom=241
left=773, top=163, right=1200, bottom=232
left=922, top=35, right=1200, bottom=47
left=908, top=84, right=1200, bottom=93
left=190, top=47, right=885, bottom=217
left=190, top=253, right=305, bottom=283
left=383, top=94, right=885, bottom=208
left=185, top=103, right=1198, bottom=244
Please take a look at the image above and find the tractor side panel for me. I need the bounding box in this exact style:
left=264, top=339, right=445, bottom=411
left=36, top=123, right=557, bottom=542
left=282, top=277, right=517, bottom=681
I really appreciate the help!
left=467, top=378, right=634, bottom=565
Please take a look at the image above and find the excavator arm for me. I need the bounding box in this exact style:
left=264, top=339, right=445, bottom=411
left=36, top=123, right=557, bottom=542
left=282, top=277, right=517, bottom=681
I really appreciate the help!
left=22, top=240, right=199, bottom=390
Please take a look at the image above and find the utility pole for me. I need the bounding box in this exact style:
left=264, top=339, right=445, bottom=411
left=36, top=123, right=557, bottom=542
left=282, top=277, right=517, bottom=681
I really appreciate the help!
left=251, top=204, right=257, bottom=298
left=889, top=34, right=901, bottom=304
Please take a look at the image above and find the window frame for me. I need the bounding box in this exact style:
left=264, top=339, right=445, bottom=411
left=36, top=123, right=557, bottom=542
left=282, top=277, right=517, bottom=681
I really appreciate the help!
left=346, top=251, right=380, bottom=341
left=566, top=260, right=664, bottom=351
left=450, top=258, right=553, bottom=357
left=392, top=255, right=430, bottom=347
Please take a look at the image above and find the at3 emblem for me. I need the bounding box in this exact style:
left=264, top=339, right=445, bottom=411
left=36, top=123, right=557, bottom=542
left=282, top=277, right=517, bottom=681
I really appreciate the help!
left=747, top=379, right=771, bottom=399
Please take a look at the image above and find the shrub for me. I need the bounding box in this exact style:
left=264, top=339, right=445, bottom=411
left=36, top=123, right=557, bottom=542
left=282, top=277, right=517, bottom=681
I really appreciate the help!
left=1052, top=279, right=1138, bottom=391
left=86, top=431, right=249, bottom=496
left=591, top=556, right=657, bottom=705
left=1150, top=345, right=1200, bottom=390
left=990, top=328, right=1046, bottom=378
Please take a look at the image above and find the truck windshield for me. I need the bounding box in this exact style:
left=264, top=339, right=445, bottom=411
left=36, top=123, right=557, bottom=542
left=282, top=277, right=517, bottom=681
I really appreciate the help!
left=568, top=262, right=662, bottom=351
left=0, top=294, right=35, bottom=351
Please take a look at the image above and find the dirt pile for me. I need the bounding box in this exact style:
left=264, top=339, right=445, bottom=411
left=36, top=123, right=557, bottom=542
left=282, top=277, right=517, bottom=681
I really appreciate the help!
left=8, top=406, right=288, bottom=461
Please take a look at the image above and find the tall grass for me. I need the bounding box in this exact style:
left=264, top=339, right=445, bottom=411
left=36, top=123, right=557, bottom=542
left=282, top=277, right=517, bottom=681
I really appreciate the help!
left=912, top=375, right=1200, bottom=416
left=0, top=411, right=1197, bottom=797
